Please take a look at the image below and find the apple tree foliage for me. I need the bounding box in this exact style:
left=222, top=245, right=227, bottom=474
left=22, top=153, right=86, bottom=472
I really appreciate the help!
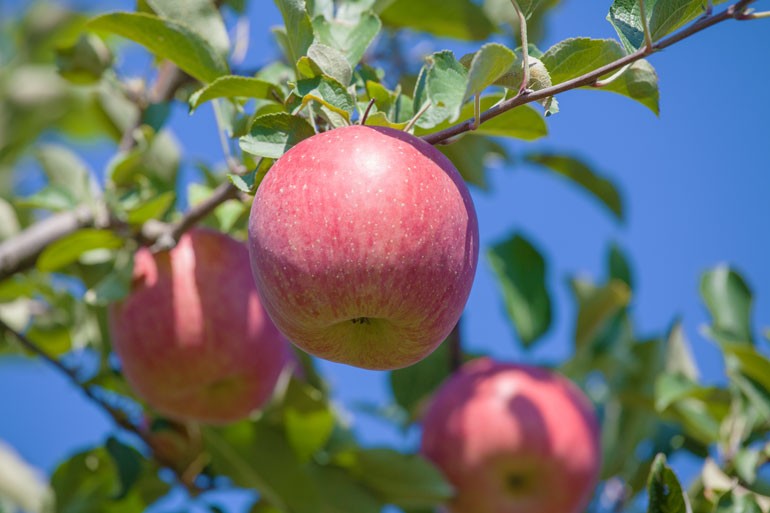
left=0, top=0, right=768, bottom=512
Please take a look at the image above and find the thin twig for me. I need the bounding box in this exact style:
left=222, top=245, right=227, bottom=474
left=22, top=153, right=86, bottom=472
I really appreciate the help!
left=404, top=101, right=431, bottom=133
left=422, top=0, right=759, bottom=145
left=0, top=318, right=205, bottom=494
left=593, top=62, right=633, bottom=87
left=509, top=0, right=531, bottom=93
left=360, top=98, right=376, bottom=125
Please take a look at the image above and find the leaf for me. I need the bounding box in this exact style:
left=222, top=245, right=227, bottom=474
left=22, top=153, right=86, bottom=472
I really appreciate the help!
left=35, top=144, right=95, bottom=204
left=437, top=134, right=508, bottom=189
left=700, top=266, right=753, bottom=343
left=413, top=51, right=468, bottom=128
left=719, top=341, right=770, bottom=395
left=607, top=242, right=633, bottom=289
left=312, top=12, right=382, bottom=66
left=607, top=0, right=648, bottom=52
left=488, top=233, right=552, bottom=347
left=572, top=279, right=631, bottom=349
left=84, top=251, right=134, bottom=306
left=541, top=38, right=659, bottom=114
left=282, top=379, right=335, bottom=463
left=301, top=43, right=353, bottom=85
left=294, top=75, right=356, bottom=122
left=343, top=448, right=453, bottom=509
left=0, top=198, right=20, bottom=241
left=274, top=0, right=315, bottom=65
left=55, top=34, right=113, bottom=84
left=379, top=0, right=496, bottom=41
left=189, top=76, right=283, bottom=111
left=665, top=322, right=699, bottom=380
left=88, top=12, right=228, bottom=83
left=105, top=437, right=143, bottom=500
left=526, top=153, right=624, bottom=220
left=307, top=466, right=383, bottom=513
left=463, top=43, right=517, bottom=102
left=0, top=440, right=54, bottom=513
left=239, top=112, right=315, bottom=159
left=145, top=0, right=230, bottom=58
left=125, top=191, right=175, bottom=225
left=646, top=454, right=690, bottom=513
left=36, top=229, right=124, bottom=273
left=390, top=338, right=452, bottom=417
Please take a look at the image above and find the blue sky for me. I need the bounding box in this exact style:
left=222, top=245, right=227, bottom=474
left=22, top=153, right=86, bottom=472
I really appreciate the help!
left=1, top=0, right=769, bottom=508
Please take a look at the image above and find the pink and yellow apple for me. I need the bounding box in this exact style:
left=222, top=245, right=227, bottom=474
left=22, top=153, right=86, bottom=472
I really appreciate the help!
left=421, top=358, right=601, bottom=513
left=109, top=228, right=293, bottom=424
left=248, top=125, right=479, bottom=370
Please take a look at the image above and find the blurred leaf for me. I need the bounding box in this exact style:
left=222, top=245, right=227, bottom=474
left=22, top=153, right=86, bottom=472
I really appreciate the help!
left=35, top=144, right=95, bottom=204
left=413, top=51, right=468, bottom=128
left=646, top=454, right=690, bottom=513
left=105, top=437, right=143, bottom=501
left=52, top=445, right=169, bottom=513
left=88, top=12, right=228, bottom=83
left=275, top=0, right=315, bottom=65
left=607, top=242, right=633, bottom=289
left=714, top=490, right=764, bottom=513
left=342, top=448, right=453, bottom=509
left=719, top=341, right=770, bottom=395
left=437, top=134, right=507, bottom=188
left=572, top=279, right=631, bottom=349
left=145, top=0, right=230, bottom=58
left=239, top=113, right=315, bottom=159
left=307, top=466, right=382, bottom=513
left=541, top=38, right=659, bottom=114
left=55, top=34, right=112, bottom=84
left=37, top=229, right=123, bottom=273
left=0, top=440, right=54, bottom=513
left=282, top=379, right=335, bottom=463
left=463, top=43, right=516, bottom=102
left=488, top=233, right=551, bottom=347
left=390, top=338, right=452, bottom=418
left=124, top=191, right=175, bottom=225
left=700, top=266, right=753, bottom=344
left=189, top=77, right=283, bottom=112
left=0, top=198, right=21, bottom=241
left=84, top=251, right=134, bottom=306
left=665, top=322, right=699, bottom=380
left=379, top=0, right=496, bottom=40
left=312, top=12, right=381, bottom=67
left=526, top=153, right=624, bottom=220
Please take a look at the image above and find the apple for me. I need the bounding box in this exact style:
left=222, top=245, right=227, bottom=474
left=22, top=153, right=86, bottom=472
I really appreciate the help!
left=109, top=228, right=293, bottom=424
left=247, top=125, right=479, bottom=370
left=421, top=358, right=601, bottom=513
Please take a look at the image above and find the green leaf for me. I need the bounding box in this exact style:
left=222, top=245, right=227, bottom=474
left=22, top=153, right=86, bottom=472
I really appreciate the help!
left=488, top=233, right=552, bottom=347
left=607, top=0, right=648, bottom=52
left=526, top=153, right=624, bottom=220
left=541, top=38, right=659, bottom=114
left=607, top=242, right=633, bottom=289
left=55, top=34, right=113, bottom=84
left=282, top=379, right=335, bottom=463
left=84, top=251, right=134, bottom=306
left=0, top=198, right=20, bottom=241
left=714, top=491, right=763, bottom=513
left=88, top=12, right=228, bottom=83
left=105, top=437, right=143, bottom=500
left=379, top=0, right=496, bottom=41
left=145, top=0, right=230, bottom=58
left=294, top=75, right=356, bottom=124
left=390, top=338, right=452, bottom=417
left=700, top=266, right=753, bottom=343
left=35, top=144, right=94, bottom=204
left=720, top=341, right=770, bottom=395
left=646, top=454, right=690, bottom=513
left=665, top=322, right=699, bottom=380
left=189, top=76, right=283, bottom=112
left=239, top=112, right=315, bottom=159
left=300, top=43, right=353, bottom=85
left=312, top=12, right=382, bottom=67
left=413, top=51, right=468, bottom=128
left=342, top=448, right=453, bottom=509
left=275, top=0, right=315, bottom=66
left=437, top=134, right=508, bottom=189
left=572, top=279, right=631, bottom=349
left=36, top=229, right=124, bottom=273
left=125, top=191, right=175, bottom=225
left=307, top=466, right=383, bottom=513
left=463, top=43, right=517, bottom=102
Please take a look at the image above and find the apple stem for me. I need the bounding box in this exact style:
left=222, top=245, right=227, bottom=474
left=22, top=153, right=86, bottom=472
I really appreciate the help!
left=509, top=0, right=530, bottom=94
left=404, top=100, right=432, bottom=133
left=360, top=98, right=377, bottom=125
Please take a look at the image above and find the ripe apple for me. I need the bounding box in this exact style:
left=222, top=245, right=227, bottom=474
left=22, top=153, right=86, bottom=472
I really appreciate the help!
left=247, top=125, right=479, bottom=370
left=109, top=228, right=293, bottom=424
left=421, top=358, right=601, bottom=513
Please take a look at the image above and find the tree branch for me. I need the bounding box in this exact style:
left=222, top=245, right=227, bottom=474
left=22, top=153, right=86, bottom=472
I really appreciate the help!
left=0, top=318, right=207, bottom=494
left=422, top=0, right=759, bottom=145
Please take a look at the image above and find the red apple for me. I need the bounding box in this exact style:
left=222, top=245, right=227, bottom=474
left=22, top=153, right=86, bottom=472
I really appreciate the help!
left=109, top=228, right=293, bottom=424
left=421, top=358, right=601, bottom=513
left=248, top=125, right=479, bottom=370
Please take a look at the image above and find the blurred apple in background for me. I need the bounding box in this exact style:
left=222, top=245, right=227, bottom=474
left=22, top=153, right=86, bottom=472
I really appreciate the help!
left=248, top=125, right=479, bottom=370
left=109, top=229, right=293, bottom=424
left=421, top=358, right=601, bottom=513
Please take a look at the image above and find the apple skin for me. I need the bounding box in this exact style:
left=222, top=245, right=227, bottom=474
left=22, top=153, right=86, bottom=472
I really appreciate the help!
left=248, top=125, right=479, bottom=370
left=109, top=228, right=293, bottom=424
left=421, top=358, right=601, bottom=513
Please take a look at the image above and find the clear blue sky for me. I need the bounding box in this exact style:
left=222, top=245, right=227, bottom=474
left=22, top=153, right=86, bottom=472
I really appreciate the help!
left=1, top=0, right=769, bottom=508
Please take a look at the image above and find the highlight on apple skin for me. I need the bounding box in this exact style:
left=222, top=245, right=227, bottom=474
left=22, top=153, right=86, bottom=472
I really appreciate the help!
left=108, top=228, right=293, bottom=424
left=248, top=125, right=479, bottom=370
left=421, top=358, right=601, bottom=513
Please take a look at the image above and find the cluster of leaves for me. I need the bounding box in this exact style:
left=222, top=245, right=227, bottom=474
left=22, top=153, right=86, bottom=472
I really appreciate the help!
left=0, top=0, right=768, bottom=513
